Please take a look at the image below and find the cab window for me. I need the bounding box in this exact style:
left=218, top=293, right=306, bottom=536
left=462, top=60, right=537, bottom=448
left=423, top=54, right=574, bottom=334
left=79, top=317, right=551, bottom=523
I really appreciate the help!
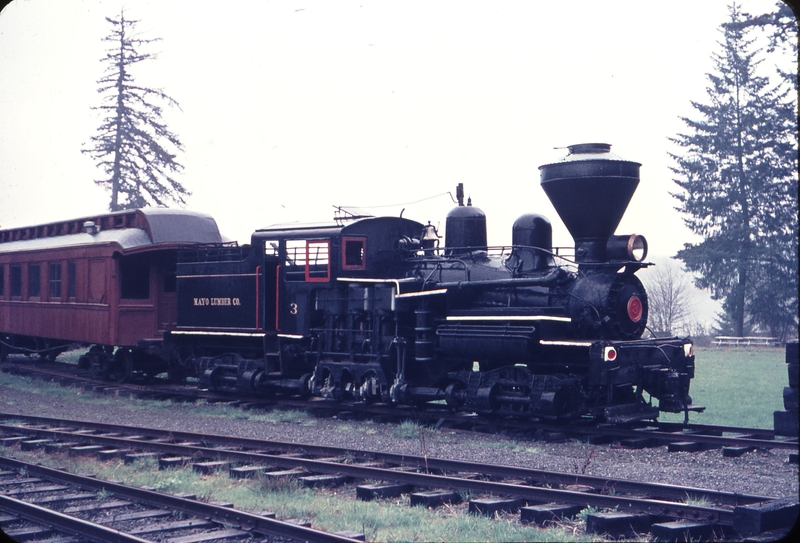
left=285, top=239, right=330, bottom=282
left=342, top=236, right=366, bottom=270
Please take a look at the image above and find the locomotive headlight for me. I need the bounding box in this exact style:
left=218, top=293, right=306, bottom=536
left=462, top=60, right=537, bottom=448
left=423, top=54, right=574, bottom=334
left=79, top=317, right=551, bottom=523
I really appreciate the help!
left=628, top=234, right=648, bottom=262
left=606, top=234, right=648, bottom=262
left=684, top=343, right=694, bottom=357
left=604, top=346, right=617, bottom=362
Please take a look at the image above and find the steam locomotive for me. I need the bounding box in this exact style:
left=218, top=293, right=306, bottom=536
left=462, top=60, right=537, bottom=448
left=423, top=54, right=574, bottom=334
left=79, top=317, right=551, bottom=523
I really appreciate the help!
left=0, top=143, right=698, bottom=423
left=166, top=143, right=698, bottom=423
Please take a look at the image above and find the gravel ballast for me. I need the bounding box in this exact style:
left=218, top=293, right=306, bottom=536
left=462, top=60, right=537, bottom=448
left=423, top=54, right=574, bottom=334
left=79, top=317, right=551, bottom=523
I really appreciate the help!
left=0, top=374, right=797, bottom=500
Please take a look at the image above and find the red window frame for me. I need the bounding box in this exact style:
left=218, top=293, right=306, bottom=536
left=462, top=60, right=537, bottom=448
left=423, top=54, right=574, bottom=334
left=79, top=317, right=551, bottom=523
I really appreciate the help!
left=305, top=239, right=330, bottom=282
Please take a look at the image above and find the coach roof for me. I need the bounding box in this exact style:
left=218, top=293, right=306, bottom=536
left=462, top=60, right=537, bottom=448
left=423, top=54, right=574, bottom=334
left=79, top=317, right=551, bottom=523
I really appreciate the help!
left=0, top=208, right=222, bottom=255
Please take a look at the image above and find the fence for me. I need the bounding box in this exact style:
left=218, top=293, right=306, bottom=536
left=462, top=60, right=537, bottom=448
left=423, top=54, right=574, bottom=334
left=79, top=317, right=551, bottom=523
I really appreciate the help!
left=713, top=336, right=780, bottom=348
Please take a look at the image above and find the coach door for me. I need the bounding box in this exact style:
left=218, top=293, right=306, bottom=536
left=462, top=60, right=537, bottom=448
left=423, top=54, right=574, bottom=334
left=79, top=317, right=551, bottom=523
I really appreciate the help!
left=156, top=253, right=178, bottom=332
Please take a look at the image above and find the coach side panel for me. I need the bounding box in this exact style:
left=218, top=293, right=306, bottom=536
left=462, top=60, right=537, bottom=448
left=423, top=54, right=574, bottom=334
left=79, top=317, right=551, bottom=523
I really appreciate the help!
left=0, top=250, right=115, bottom=346
left=0, top=248, right=177, bottom=348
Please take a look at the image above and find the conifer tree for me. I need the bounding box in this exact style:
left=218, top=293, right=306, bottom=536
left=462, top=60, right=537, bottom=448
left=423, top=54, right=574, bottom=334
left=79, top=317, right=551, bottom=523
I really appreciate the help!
left=83, top=11, right=189, bottom=211
left=726, top=1, right=798, bottom=90
left=670, top=3, right=798, bottom=340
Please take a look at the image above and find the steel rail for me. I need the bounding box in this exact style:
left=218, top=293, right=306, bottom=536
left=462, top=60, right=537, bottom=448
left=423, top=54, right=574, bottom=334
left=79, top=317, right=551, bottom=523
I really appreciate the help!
left=0, top=415, right=770, bottom=525
left=3, top=447, right=735, bottom=527
left=0, top=493, right=151, bottom=543
left=658, top=421, right=777, bottom=436
left=526, top=420, right=798, bottom=450
left=0, top=412, right=775, bottom=506
left=0, top=413, right=774, bottom=507
left=0, top=455, right=361, bottom=543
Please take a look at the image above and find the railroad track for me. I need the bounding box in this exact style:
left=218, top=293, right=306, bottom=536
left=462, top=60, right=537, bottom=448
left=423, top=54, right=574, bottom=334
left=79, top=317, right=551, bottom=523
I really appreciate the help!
left=3, top=358, right=798, bottom=456
left=0, top=455, right=362, bottom=543
left=1, top=413, right=797, bottom=541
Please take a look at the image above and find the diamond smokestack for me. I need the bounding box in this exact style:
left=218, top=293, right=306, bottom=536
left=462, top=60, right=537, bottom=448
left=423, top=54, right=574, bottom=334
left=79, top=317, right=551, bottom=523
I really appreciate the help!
left=538, top=143, right=641, bottom=263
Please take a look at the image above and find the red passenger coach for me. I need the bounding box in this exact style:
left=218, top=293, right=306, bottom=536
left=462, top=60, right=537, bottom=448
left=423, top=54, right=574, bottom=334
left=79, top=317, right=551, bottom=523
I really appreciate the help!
left=0, top=209, right=222, bottom=379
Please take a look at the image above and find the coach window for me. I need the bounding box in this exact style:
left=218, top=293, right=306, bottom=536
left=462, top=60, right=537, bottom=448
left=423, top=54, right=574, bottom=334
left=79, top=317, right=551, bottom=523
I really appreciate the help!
left=49, top=263, right=62, bottom=300
left=120, top=258, right=150, bottom=300
left=67, top=262, right=77, bottom=299
left=342, top=237, right=366, bottom=270
left=0, top=265, right=4, bottom=297
left=28, top=264, right=41, bottom=299
left=10, top=266, right=21, bottom=297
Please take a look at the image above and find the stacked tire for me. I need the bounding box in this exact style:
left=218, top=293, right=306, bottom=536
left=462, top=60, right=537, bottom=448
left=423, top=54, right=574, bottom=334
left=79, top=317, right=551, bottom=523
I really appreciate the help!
left=774, top=340, right=799, bottom=437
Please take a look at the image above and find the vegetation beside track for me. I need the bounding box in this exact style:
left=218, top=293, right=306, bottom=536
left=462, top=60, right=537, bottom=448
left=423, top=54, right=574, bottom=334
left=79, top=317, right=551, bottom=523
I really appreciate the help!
left=0, top=444, right=593, bottom=542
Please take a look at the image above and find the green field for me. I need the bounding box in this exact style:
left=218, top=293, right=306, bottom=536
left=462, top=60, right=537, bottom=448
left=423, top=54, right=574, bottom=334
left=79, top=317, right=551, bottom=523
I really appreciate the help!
left=658, top=346, right=788, bottom=428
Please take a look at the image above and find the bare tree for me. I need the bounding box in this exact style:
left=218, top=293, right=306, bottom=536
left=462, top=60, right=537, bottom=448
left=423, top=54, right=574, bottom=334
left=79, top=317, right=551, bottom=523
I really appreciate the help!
left=83, top=10, right=189, bottom=211
left=641, top=259, right=693, bottom=337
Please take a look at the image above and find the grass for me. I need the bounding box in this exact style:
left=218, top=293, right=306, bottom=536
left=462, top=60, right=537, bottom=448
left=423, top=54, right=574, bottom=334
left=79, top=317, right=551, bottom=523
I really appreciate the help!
left=657, top=346, right=787, bottom=428
left=0, top=370, right=318, bottom=427
left=390, top=419, right=428, bottom=439
left=682, top=493, right=712, bottom=508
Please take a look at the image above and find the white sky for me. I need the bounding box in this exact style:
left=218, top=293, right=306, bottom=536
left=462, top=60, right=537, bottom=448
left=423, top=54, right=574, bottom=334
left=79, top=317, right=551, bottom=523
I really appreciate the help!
left=0, top=0, right=794, bottom=324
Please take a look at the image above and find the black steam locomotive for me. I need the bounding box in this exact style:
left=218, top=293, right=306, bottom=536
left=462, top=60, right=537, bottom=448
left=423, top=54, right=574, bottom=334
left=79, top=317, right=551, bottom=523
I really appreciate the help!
left=166, top=143, right=698, bottom=423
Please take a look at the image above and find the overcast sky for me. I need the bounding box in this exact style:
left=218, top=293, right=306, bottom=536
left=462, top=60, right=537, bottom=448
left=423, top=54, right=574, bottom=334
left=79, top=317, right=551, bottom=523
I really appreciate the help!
left=0, top=0, right=794, bottom=323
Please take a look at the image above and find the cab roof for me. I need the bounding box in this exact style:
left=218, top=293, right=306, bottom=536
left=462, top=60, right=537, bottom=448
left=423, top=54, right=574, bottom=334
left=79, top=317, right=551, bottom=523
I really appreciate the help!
left=253, top=215, right=424, bottom=240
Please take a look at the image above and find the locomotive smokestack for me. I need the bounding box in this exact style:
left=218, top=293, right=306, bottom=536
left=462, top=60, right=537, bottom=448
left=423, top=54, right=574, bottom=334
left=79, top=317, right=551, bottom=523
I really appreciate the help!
left=538, top=143, right=641, bottom=263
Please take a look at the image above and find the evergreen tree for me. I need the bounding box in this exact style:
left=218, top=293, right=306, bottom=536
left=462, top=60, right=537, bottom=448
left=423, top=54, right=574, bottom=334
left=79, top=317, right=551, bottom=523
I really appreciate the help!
left=726, top=1, right=798, bottom=90
left=83, top=11, right=189, bottom=211
left=670, top=3, right=798, bottom=340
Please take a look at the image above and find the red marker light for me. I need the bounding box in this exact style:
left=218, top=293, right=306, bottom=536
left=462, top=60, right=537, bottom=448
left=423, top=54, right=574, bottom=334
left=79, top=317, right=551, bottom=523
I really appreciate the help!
left=627, top=296, right=643, bottom=322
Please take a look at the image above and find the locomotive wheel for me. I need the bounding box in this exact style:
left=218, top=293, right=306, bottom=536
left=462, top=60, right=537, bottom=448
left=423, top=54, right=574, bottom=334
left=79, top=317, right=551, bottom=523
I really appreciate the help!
left=298, top=373, right=313, bottom=399
left=355, top=370, right=383, bottom=403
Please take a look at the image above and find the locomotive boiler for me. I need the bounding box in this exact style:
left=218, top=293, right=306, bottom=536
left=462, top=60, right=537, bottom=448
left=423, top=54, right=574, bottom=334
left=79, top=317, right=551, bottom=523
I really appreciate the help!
left=167, top=143, right=699, bottom=423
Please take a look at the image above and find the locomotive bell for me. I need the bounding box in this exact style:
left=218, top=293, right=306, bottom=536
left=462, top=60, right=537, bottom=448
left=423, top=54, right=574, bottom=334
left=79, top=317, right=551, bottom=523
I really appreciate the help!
left=538, top=143, right=644, bottom=264
left=421, top=221, right=440, bottom=255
